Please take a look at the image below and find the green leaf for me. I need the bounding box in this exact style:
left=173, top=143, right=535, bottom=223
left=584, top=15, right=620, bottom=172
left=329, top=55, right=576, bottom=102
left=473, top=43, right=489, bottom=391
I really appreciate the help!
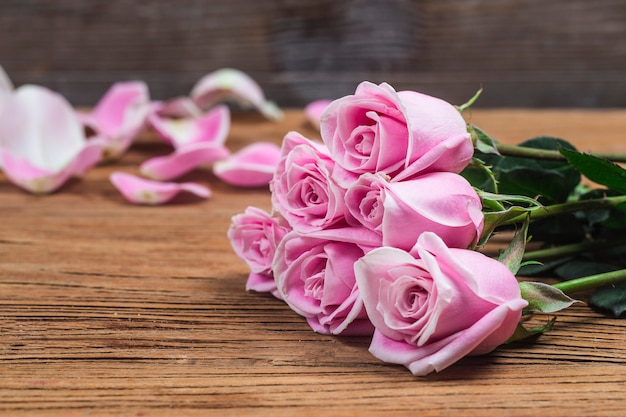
left=560, top=147, right=626, bottom=194
left=498, top=220, right=529, bottom=275
left=519, top=281, right=579, bottom=313
left=518, top=257, right=573, bottom=276
left=588, top=282, right=626, bottom=317
left=506, top=317, right=556, bottom=343
left=554, top=259, right=620, bottom=280
left=578, top=188, right=626, bottom=230
left=461, top=157, right=498, bottom=192
left=479, top=206, right=530, bottom=247
left=493, top=137, right=581, bottom=204
left=470, top=125, right=501, bottom=155
left=528, top=214, right=586, bottom=245
left=476, top=190, right=544, bottom=209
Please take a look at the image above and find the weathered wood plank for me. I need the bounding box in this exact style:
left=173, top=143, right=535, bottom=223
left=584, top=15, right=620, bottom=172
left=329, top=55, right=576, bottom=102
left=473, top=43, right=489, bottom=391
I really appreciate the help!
left=1, top=0, right=625, bottom=107
left=1, top=109, right=626, bottom=416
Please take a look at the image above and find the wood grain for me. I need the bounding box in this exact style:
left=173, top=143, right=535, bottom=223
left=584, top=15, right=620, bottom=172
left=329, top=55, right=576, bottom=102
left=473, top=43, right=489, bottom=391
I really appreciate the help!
left=1, top=109, right=626, bottom=416
left=1, top=0, right=626, bottom=107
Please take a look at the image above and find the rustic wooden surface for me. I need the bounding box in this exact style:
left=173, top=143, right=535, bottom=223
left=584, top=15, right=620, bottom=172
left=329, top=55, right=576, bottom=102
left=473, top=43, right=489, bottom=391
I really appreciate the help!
left=2, top=0, right=626, bottom=107
left=2, top=109, right=626, bottom=416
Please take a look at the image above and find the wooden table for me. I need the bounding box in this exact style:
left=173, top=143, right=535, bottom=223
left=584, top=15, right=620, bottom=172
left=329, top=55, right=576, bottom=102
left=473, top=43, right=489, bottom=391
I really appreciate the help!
left=2, top=109, right=626, bottom=416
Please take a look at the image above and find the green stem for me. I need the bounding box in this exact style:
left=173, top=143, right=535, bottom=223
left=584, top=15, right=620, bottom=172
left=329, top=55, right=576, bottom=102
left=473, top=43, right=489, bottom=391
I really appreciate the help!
left=553, top=269, right=626, bottom=294
left=503, top=195, right=626, bottom=225
left=457, top=88, right=483, bottom=112
left=496, top=143, right=626, bottom=163
left=523, top=237, right=626, bottom=262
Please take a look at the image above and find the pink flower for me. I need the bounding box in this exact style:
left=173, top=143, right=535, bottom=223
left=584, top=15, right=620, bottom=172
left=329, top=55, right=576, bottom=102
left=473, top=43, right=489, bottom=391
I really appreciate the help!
left=354, top=232, right=527, bottom=376
left=270, top=133, right=356, bottom=233
left=228, top=207, right=290, bottom=298
left=213, top=142, right=282, bottom=187
left=273, top=230, right=376, bottom=335
left=80, top=81, right=150, bottom=159
left=140, top=105, right=231, bottom=181
left=190, top=68, right=283, bottom=121
left=110, top=172, right=211, bottom=205
left=345, top=171, right=484, bottom=250
left=0, top=85, right=104, bottom=194
left=320, top=81, right=473, bottom=181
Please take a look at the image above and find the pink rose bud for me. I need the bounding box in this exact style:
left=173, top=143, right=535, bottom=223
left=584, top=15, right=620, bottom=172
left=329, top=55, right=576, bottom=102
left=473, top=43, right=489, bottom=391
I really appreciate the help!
left=270, top=133, right=356, bottom=233
left=228, top=207, right=290, bottom=299
left=273, top=230, right=375, bottom=336
left=320, top=81, right=473, bottom=181
left=345, top=171, right=484, bottom=250
left=354, top=232, right=527, bottom=376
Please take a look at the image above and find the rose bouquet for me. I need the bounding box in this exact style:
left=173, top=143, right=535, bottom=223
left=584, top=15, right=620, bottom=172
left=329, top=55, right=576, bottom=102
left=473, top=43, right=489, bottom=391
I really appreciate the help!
left=229, top=81, right=626, bottom=376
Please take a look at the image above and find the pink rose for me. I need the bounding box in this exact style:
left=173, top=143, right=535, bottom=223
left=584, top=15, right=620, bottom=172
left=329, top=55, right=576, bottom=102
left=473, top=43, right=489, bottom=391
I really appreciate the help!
left=270, top=132, right=356, bottom=233
left=354, top=232, right=527, bottom=376
left=320, top=81, right=473, bottom=181
left=345, top=171, right=484, bottom=250
left=228, top=206, right=290, bottom=299
left=273, top=229, right=378, bottom=336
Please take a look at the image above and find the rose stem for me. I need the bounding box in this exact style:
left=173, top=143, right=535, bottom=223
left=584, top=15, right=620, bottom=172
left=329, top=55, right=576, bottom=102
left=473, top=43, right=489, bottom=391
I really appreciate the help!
left=502, top=195, right=626, bottom=225
left=495, top=143, right=626, bottom=163
left=552, top=269, right=626, bottom=294
left=522, top=237, right=626, bottom=262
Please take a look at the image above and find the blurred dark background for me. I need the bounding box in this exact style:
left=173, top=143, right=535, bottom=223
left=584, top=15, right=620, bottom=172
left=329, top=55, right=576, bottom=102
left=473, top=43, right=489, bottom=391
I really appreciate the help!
left=2, top=0, right=626, bottom=108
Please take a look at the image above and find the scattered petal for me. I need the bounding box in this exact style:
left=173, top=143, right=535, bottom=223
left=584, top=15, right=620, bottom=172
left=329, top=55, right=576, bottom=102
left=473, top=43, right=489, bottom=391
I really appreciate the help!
left=140, top=142, right=231, bottom=181
left=213, top=142, right=281, bottom=187
left=151, top=96, right=203, bottom=119
left=190, top=68, right=283, bottom=121
left=0, top=65, right=14, bottom=109
left=83, top=81, right=150, bottom=159
left=0, top=65, right=13, bottom=170
left=0, top=85, right=103, bottom=193
left=110, top=171, right=210, bottom=205
left=148, top=104, right=230, bottom=148
left=304, top=99, right=332, bottom=129
left=1, top=143, right=103, bottom=194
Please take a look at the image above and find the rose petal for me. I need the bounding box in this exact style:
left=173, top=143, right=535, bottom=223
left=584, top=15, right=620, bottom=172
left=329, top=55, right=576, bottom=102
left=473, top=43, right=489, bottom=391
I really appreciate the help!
left=140, top=142, right=231, bottom=181
left=148, top=104, right=230, bottom=148
left=368, top=303, right=518, bottom=376
left=304, top=99, right=332, bottom=129
left=0, top=85, right=86, bottom=171
left=87, top=81, right=150, bottom=159
left=0, top=85, right=103, bottom=193
left=190, top=68, right=283, bottom=121
left=246, top=272, right=283, bottom=300
left=0, top=141, right=103, bottom=194
left=151, top=97, right=203, bottom=119
left=213, top=142, right=281, bottom=187
left=0, top=65, right=14, bottom=108
left=110, top=171, right=210, bottom=205
left=279, top=130, right=330, bottom=157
